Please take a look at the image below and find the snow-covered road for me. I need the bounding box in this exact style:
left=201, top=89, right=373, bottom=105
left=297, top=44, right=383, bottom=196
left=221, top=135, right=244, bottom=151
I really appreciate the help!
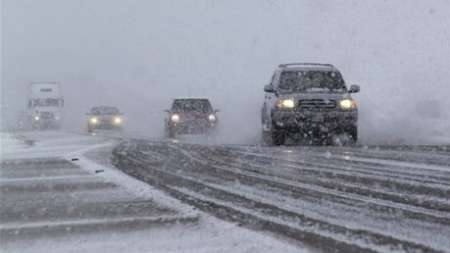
left=0, top=131, right=307, bottom=253
left=113, top=139, right=450, bottom=253
left=2, top=130, right=449, bottom=252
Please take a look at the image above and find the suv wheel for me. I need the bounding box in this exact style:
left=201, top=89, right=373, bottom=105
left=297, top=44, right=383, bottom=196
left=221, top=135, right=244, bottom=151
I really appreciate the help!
left=332, top=131, right=357, bottom=146
left=271, top=130, right=286, bottom=146
left=262, top=129, right=286, bottom=146
left=262, top=130, right=272, bottom=145
left=349, top=126, right=358, bottom=143
left=168, top=129, right=176, bottom=139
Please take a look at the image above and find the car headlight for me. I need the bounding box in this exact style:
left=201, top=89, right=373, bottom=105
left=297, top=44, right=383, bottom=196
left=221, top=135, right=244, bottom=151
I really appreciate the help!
left=90, top=117, right=98, bottom=124
left=34, top=116, right=40, bottom=121
left=277, top=99, right=295, bottom=109
left=339, top=99, right=356, bottom=110
left=114, top=116, right=122, bottom=124
left=208, top=114, right=216, bottom=122
left=171, top=114, right=180, bottom=123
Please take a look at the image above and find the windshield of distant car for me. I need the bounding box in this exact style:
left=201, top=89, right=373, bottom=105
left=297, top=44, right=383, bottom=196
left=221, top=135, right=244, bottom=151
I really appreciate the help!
left=279, top=70, right=346, bottom=93
left=171, top=99, right=213, bottom=113
left=90, top=107, right=120, bottom=115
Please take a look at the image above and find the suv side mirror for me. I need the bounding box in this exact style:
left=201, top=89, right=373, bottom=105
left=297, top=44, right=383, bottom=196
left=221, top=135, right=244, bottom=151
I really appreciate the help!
left=264, top=84, right=276, bottom=93
left=349, top=84, right=360, bottom=93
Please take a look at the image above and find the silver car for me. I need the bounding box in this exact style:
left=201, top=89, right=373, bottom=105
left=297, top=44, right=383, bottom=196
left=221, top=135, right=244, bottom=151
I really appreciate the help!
left=86, top=106, right=124, bottom=133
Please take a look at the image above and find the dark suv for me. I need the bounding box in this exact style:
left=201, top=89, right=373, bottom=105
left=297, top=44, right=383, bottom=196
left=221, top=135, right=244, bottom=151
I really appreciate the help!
left=165, top=98, right=218, bottom=138
left=261, top=63, right=360, bottom=145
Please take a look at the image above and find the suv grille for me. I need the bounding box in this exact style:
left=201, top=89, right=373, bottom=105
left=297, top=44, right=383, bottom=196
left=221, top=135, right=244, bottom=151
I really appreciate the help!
left=298, top=99, right=336, bottom=110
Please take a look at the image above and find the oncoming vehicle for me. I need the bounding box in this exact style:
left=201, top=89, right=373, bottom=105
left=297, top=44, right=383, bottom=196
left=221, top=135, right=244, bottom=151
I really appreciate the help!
left=261, top=63, right=360, bottom=145
left=86, top=106, right=124, bottom=133
left=165, top=98, right=218, bottom=138
left=27, top=82, right=64, bottom=130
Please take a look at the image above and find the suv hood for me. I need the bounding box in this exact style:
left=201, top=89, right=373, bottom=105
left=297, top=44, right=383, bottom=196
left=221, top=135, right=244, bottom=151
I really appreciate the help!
left=277, top=93, right=351, bottom=101
left=173, top=111, right=212, bottom=118
left=91, top=115, right=119, bottom=119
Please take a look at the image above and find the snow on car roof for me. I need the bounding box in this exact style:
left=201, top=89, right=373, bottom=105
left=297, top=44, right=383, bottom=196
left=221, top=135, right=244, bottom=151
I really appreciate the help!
left=280, top=65, right=337, bottom=71
left=278, top=63, right=337, bottom=71
left=173, top=98, right=210, bottom=101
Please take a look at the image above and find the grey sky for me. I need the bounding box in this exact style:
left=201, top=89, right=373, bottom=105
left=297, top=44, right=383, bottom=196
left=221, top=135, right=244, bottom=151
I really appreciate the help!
left=2, top=0, right=449, bottom=142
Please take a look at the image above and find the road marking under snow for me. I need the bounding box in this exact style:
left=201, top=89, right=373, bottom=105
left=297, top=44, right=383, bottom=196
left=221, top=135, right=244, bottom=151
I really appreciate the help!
left=0, top=215, right=197, bottom=231
left=0, top=174, right=93, bottom=183
left=333, top=154, right=450, bottom=172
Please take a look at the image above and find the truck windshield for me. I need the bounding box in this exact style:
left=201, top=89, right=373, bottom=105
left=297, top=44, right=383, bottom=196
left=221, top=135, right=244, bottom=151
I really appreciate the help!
left=279, top=70, right=346, bottom=92
left=172, top=99, right=212, bottom=113
left=32, top=98, right=60, bottom=107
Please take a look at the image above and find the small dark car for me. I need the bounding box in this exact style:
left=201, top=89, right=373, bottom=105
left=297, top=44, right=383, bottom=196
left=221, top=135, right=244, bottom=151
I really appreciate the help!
left=261, top=63, right=360, bottom=145
left=86, top=106, right=124, bottom=133
left=165, top=98, right=218, bottom=138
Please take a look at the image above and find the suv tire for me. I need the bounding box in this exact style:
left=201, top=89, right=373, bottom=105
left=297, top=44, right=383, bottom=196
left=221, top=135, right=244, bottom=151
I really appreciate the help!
left=263, top=129, right=286, bottom=146
left=349, top=126, right=358, bottom=143
left=271, top=130, right=286, bottom=146
left=168, top=129, right=176, bottom=139
left=332, top=128, right=357, bottom=146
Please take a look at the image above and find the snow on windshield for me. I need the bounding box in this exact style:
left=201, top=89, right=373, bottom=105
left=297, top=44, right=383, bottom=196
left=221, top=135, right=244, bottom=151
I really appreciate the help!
left=171, top=99, right=213, bottom=113
left=90, top=107, right=120, bottom=115
left=279, top=71, right=346, bottom=92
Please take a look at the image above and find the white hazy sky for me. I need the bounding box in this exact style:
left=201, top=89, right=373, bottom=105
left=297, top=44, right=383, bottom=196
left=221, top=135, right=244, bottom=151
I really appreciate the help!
left=2, top=0, right=450, bottom=143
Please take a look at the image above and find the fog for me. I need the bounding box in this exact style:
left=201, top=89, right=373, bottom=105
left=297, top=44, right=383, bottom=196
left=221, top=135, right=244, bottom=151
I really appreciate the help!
left=2, top=0, right=449, bottom=144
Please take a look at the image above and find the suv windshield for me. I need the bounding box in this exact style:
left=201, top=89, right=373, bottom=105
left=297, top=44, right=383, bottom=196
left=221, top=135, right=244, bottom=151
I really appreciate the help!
left=279, top=70, right=346, bottom=92
left=172, top=99, right=212, bottom=113
left=90, top=107, right=119, bottom=115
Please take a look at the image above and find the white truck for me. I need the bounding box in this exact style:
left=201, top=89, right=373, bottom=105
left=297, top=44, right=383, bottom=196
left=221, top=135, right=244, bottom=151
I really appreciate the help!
left=27, top=82, right=64, bottom=130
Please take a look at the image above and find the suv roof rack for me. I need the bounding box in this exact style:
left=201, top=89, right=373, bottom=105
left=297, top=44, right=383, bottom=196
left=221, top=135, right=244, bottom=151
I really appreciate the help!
left=278, top=63, right=335, bottom=68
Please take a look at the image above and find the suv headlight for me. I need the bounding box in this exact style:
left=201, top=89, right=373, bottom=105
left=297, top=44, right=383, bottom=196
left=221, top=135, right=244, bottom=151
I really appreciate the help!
left=171, top=114, right=180, bottom=123
left=339, top=99, right=356, bottom=110
left=113, top=116, right=123, bottom=124
left=90, top=117, right=98, bottom=124
left=208, top=114, right=216, bottom=122
left=34, top=116, right=40, bottom=121
left=277, top=99, right=295, bottom=109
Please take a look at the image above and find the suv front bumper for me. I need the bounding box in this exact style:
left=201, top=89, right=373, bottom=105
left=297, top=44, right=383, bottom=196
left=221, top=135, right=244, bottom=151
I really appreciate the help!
left=167, top=120, right=217, bottom=134
left=271, top=110, right=357, bottom=133
left=88, top=123, right=122, bottom=130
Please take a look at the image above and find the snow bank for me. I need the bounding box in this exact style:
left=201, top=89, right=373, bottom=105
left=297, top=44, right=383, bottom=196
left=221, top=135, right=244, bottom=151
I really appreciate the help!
left=2, top=216, right=306, bottom=253
left=0, top=133, right=28, bottom=161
